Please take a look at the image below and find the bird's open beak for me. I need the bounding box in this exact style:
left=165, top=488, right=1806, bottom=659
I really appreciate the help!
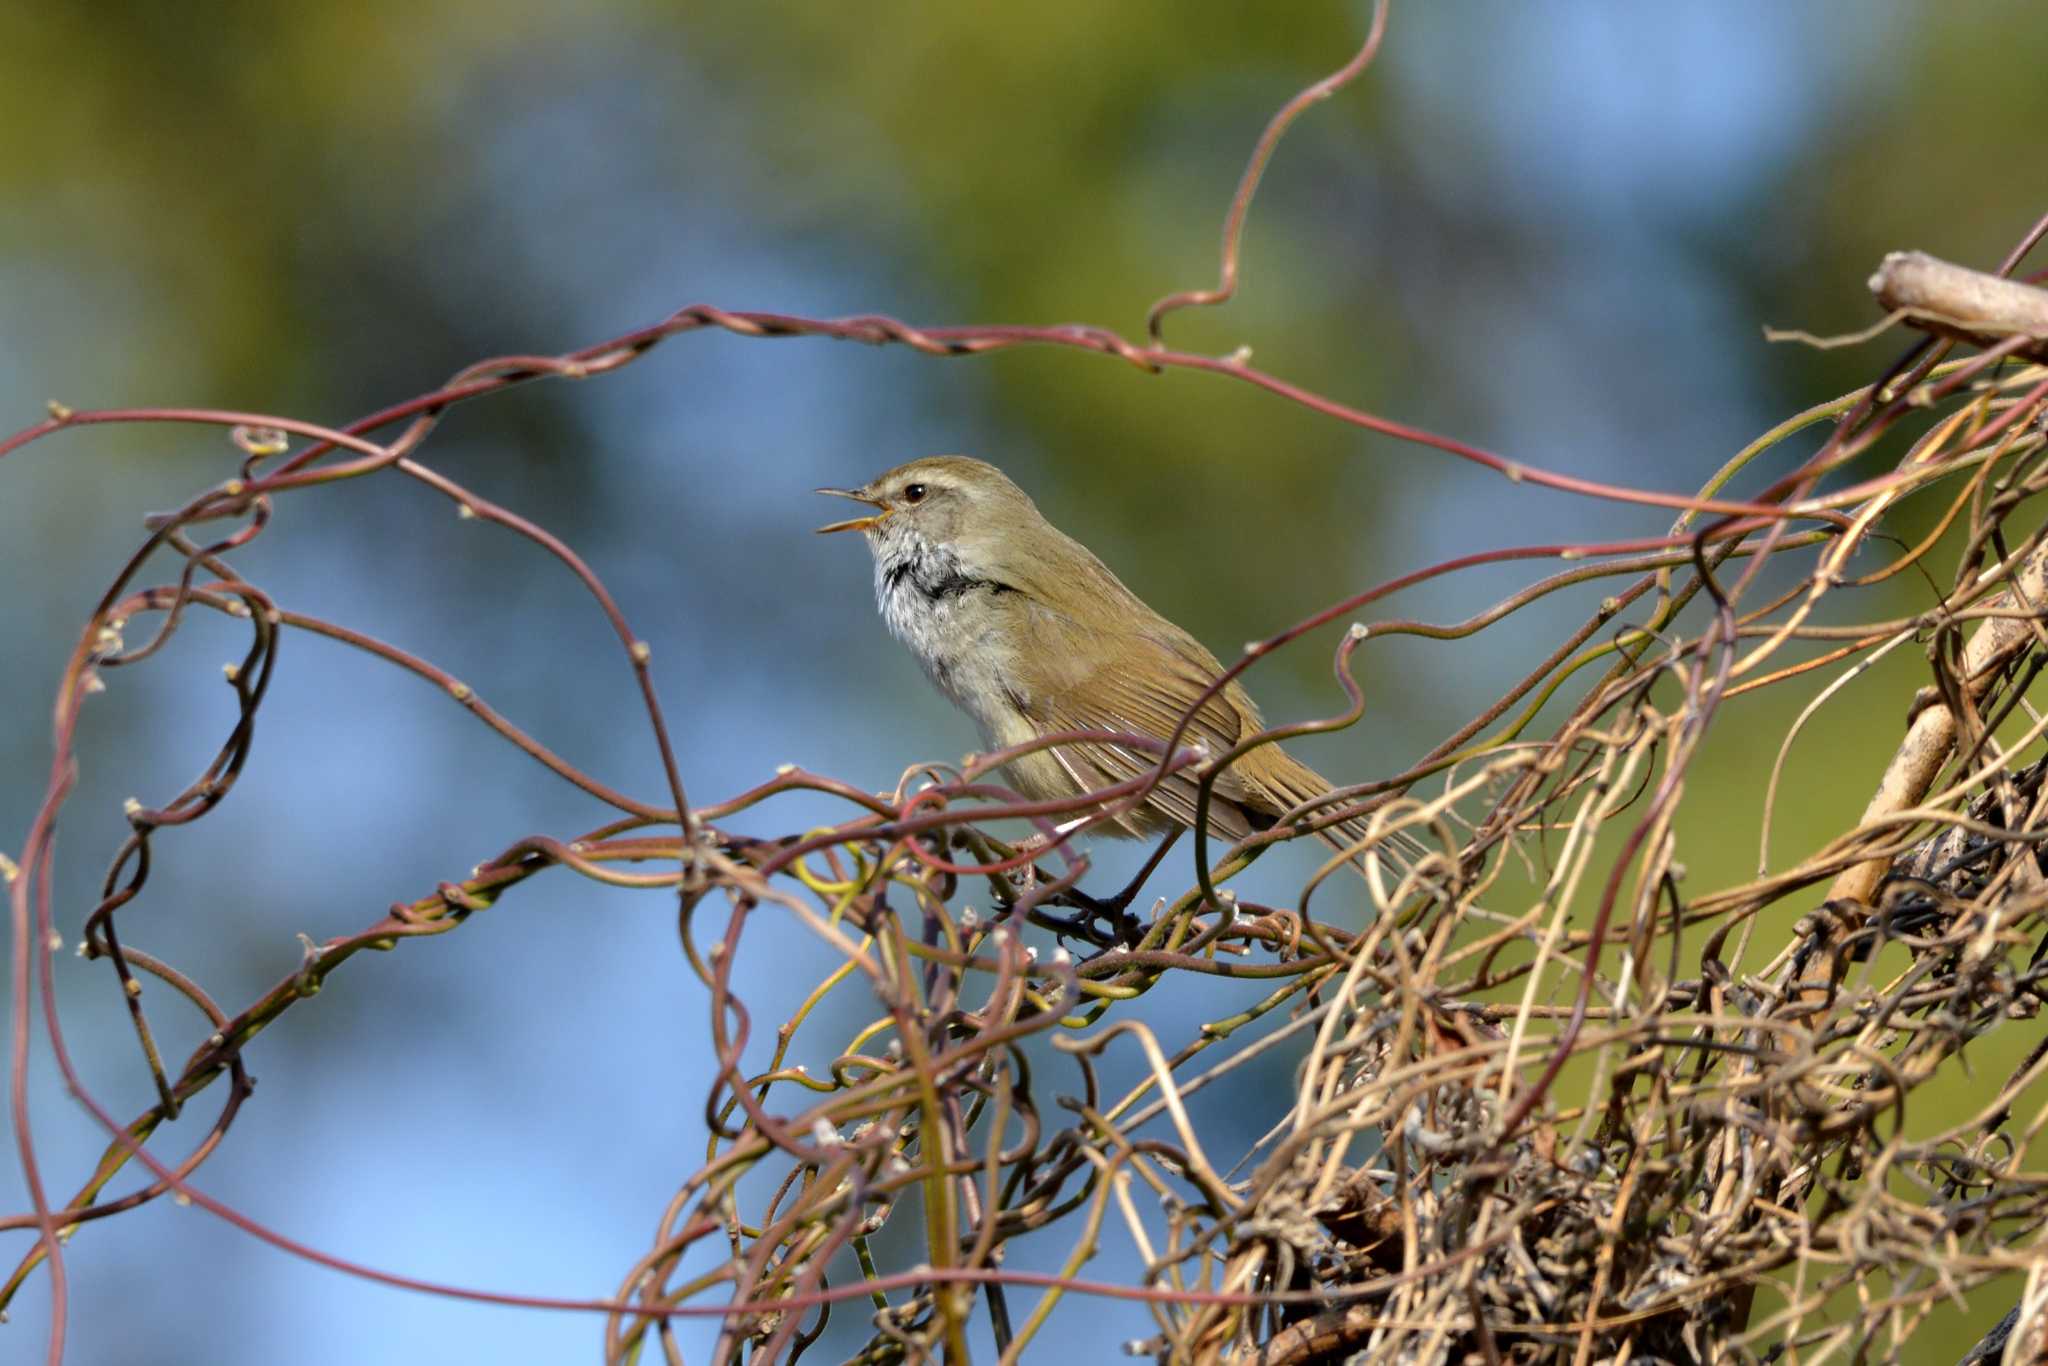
left=815, top=487, right=890, bottom=535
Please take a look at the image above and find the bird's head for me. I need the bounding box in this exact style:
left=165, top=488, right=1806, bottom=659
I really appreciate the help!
left=815, top=455, right=1038, bottom=560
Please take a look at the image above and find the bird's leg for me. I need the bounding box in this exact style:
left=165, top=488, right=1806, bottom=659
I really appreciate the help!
left=974, top=822, right=1117, bottom=949
left=1042, top=828, right=1181, bottom=947
left=1106, top=828, right=1182, bottom=912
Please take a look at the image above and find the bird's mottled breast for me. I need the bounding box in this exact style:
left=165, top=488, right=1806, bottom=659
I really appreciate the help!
left=872, top=538, right=1029, bottom=744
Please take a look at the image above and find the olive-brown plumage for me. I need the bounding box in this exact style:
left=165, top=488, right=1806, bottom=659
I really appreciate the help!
left=817, top=456, right=1387, bottom=860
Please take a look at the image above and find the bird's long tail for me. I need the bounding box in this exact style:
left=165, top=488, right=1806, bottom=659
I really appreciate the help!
left=1250, top=747, right=1437, bottom=881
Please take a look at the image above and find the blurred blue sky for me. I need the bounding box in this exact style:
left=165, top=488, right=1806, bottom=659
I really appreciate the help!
left=3, top=3, right=2038, bottom=1361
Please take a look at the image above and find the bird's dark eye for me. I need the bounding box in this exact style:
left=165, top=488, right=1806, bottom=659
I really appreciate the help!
left=902, top=483, right=928, bottom=504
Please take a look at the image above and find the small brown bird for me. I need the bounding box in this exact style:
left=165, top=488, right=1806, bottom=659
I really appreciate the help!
left=817, top=456, right=1409, bottom=877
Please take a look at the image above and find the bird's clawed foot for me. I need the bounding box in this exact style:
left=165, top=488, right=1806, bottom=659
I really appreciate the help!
left=1030, top=829, right=1180, bottom=950
left=1002, top=860, right=1142, bottom=949
left=1029, top=887, right=1148, bottom=949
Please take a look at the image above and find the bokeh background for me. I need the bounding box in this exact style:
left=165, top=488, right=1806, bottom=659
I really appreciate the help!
left=4, top=3, right=2045, bottom=1361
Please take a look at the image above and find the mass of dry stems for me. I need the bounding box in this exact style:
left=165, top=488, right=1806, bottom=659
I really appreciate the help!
left=10, top=14, right=2048, bottom=1365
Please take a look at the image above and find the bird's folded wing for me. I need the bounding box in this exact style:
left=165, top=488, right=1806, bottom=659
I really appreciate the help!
left=1021, top=623, right=1261, bottom=840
